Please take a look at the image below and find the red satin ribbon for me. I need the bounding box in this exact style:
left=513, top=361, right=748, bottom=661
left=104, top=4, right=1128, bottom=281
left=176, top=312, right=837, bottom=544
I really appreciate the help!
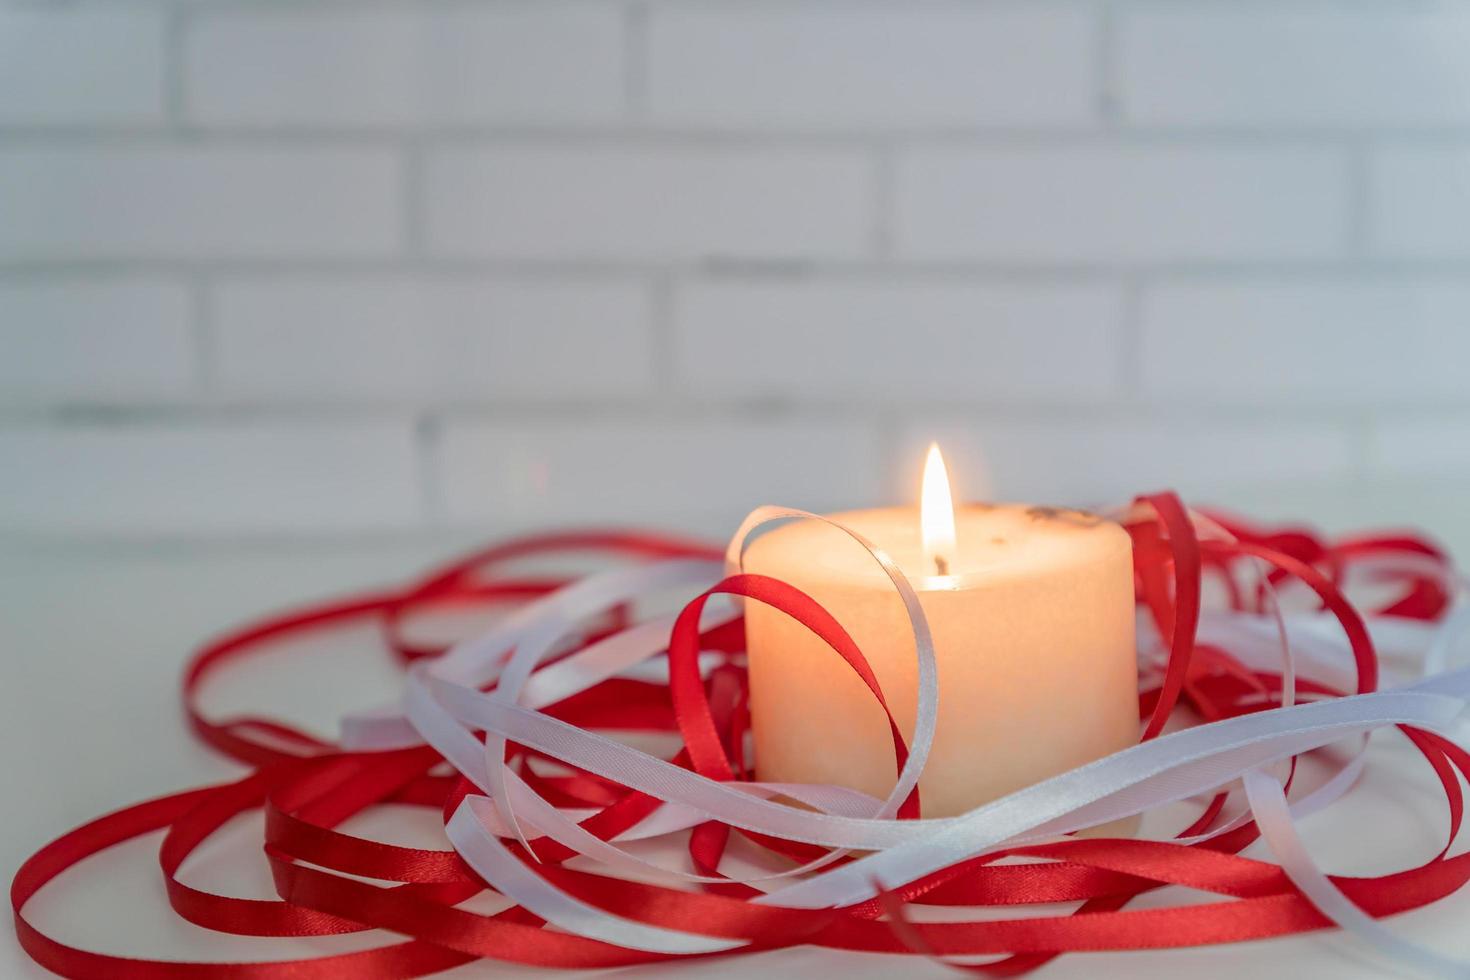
left=12, top=498, right=1469, bottom=978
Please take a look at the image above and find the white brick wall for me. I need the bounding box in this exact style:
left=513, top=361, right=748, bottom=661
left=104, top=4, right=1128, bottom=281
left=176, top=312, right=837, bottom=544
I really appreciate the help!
left=894, top=145, right=1351, bottom=263
left=0, top=146, right=400, bottom=260
left=1369, top=417, right=1470, bottom=480
left=894, top=418, right=1358, bottom=505
left=0, top=279, right=194, bottom=403
left=0, top=8, right=166, bottom=126
left=423, top=144, right=874, bottom=261
left=1368, top=147, right=1470, bottom=259
left=645, top=5, right=1096, bottom=130
left=211, top=277, right=654, bottom=402
left=673, top=280, right=1124, bottom=402
left=186, top=5, right=626, bottom=127
left=0, top=424, right=421, bottom=535
left=1140, top=281, right=1470, bottom=403
left=2, top=0, right=1468, bottom=547
left=439, top=419, right=881, bottom=530
left=1118, top=7, right=1470, bottom=127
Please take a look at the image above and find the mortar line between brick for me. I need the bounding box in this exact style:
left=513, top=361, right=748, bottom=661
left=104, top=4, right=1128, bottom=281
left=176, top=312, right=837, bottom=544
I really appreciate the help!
left=1345, top=139, right=1371, bottom=258
left=623, top=1, right=649, bottom=119
left=163, top=3, right=189, bottom=128
left=190, top=275, right=216, bottom=399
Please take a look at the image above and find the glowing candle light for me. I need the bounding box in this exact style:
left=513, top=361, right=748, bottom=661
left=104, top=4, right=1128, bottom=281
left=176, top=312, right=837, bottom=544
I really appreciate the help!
left=742, top=445, right=1139, bottom=819
left=921, top=442, right=957, bottom=577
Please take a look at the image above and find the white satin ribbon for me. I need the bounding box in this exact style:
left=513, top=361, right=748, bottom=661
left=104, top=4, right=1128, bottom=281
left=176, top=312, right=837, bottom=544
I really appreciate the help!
left=340, top=558, right=727, bottom=750
left=343, top=506, right=1470, bottom=967
left=405, top=508, right=949, bottom=939
left=1245, top=766, right=1470, bottom=979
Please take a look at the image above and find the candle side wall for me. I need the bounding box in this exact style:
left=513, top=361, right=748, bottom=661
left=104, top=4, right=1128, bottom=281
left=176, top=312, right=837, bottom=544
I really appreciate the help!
left=743, top=510, right=1138, bottom=819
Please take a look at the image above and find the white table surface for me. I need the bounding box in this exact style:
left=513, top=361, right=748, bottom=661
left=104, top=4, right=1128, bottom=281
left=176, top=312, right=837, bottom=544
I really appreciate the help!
left=5, top=525, right=1470, bottom=980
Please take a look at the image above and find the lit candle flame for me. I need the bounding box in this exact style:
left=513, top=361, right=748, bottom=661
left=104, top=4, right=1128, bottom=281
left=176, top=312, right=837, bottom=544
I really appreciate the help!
left=921, top=442, right=958, bottom=576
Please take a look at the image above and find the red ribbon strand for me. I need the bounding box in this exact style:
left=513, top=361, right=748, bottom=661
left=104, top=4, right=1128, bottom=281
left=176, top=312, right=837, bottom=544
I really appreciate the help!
left=12, top=496, right=1469, bottom=978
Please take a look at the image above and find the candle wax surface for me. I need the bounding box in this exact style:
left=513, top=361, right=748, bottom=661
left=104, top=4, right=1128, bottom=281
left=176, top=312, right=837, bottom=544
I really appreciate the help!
left=741, top=503, right=1139, bottom=820
left=763, top=504, right=1126, bottom=587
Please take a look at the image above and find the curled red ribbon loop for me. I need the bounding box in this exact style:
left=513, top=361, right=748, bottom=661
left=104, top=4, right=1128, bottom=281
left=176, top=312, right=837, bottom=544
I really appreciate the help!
left=12, top=502, right=1470, bottom=979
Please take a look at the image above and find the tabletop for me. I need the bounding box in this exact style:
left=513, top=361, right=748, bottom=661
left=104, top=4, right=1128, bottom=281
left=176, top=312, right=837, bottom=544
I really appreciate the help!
left=5, top=530, right=1469, bottom=980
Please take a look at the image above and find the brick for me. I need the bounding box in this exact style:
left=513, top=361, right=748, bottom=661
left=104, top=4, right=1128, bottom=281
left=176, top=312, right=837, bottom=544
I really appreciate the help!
left=0, top=279, right=194, bottom=403
left=1368, top=146, right=1470, bottom=259
left=213, top=277, right=653, bottom=401
left=424, top=144, right=873, bottom=261
left=0, top=147, right=399, bottom=261
left=186, top=5, right=622, bottom=127
left=893, top=419, right=1355, bottom=505
left=1141, top=280, right=1470, bottom=402
left=1119, top=7, right=1470, bottom=127
left=673, top=279, right=1123, bottom=402
left=646, top=4, right=1093, bottom=129
left=894, top=144, right=1349, bottom=263
left=1370, top=417, right=1470, bottom=479
left=0, top=7, right=165, bottom=125
left=0, top=423, right=422, bottom=535
left=438, top=420, right=880, bottom=533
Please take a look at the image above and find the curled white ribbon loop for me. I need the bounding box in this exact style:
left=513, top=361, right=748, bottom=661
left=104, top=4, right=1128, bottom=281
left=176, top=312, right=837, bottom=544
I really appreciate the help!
left=344, top=504, right=1470, bottom=966
left=724, top=505, right=941, bottom=824
left=1245, top=766, right=1470, bottom=979
left=403, top=508, right=948, bottom=945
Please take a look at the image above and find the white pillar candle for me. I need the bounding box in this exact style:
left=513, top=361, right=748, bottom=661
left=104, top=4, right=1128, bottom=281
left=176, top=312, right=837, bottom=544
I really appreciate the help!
left=742, top=446, right=1138, bottom=818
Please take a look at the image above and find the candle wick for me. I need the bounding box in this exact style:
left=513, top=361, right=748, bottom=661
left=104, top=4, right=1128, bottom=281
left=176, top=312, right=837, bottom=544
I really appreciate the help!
left=933, top=555, right=949, bottom=576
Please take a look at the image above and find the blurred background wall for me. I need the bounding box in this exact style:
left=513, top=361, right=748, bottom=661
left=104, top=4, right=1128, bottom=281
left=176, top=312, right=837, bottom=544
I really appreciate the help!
left=3, top=0, right=1470, bottom=552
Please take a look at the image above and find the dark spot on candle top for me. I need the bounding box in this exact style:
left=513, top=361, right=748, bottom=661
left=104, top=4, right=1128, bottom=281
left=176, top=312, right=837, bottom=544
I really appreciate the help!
left=991, top=536, right=1007, bottom=545
left=1027, top=506, right=1104, bottom=528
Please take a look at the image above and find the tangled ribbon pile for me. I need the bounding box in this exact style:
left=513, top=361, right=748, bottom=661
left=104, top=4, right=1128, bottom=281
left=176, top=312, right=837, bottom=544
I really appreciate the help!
left=13, top=491, right=1470, bottom=978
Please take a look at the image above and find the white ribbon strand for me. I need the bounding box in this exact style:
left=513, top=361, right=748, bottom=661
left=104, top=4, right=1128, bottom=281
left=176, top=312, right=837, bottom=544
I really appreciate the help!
left=341, top=504, right=1470, bottom=971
